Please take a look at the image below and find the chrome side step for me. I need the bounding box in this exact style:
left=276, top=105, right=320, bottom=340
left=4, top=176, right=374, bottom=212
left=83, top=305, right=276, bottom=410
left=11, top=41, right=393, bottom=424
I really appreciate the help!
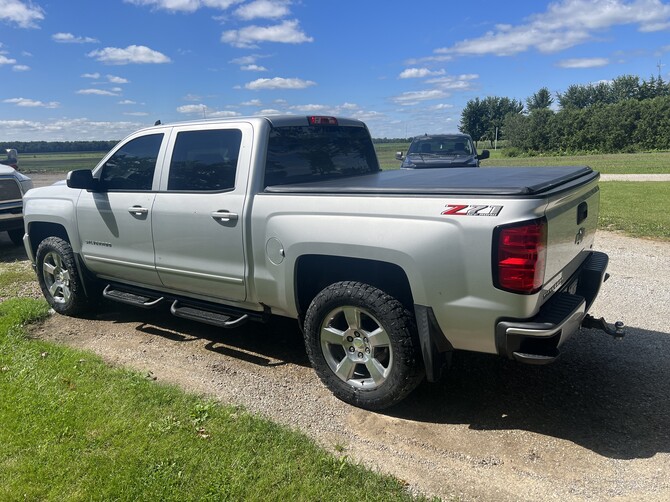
left=103, top=285, right=164, bottom=308
left=170, top=301, right=249, bottom=329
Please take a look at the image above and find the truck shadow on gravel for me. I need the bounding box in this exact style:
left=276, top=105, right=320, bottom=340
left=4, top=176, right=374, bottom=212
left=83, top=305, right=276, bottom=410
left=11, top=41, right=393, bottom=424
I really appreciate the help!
left=96, top=303, right=311, bottom=368
left=0, top=235, right=27, bottom=262
left=391, top=326, right=670, bottom=460
left=58, top=300, right=669, bottom=461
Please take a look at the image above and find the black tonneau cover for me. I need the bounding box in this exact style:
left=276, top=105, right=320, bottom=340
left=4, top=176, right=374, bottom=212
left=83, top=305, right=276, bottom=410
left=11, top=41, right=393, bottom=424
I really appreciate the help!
left=264, top=166, right=598, bottom=196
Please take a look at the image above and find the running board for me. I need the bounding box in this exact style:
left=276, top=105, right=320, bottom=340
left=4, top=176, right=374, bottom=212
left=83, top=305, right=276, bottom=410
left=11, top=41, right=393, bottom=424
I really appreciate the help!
left=103, top=285, right=164, bottom=308
left=170, top=301, right=249, bottom=329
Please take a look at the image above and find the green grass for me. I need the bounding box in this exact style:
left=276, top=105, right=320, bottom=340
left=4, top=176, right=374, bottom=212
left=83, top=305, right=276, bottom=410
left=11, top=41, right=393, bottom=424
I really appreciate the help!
left=598, top=182, right=670, bottom=240
left=483, top=149, right=670, bottom=174
left=375, top=142, right=670, bottom=174
left=19, top=152, right=106, bottom=173
left=0, top=261, right=36, bottom=302
left=0, top=299, right=424, bottom=502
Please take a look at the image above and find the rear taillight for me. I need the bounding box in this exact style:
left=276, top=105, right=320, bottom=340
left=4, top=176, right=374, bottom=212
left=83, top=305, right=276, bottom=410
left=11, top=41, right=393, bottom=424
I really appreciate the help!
left=308, top=116, right=338, bottom=125
left=493, top=219, right=547, bottom=294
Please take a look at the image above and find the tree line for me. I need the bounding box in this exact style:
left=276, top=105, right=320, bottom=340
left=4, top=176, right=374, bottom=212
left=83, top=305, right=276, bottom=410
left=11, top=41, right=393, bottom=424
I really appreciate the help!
left=459, top=74, right=670, bottom=154
left=0, top=141, right=118, bottom=154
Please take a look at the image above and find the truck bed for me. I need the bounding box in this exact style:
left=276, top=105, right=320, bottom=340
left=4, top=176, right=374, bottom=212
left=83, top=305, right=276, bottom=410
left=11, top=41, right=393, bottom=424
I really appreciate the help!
left=264, top=166, right=598, bottom=197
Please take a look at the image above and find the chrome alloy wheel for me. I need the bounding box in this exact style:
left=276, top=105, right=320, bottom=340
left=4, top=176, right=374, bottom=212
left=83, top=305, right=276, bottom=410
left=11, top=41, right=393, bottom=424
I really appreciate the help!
left=319, top=306, right=393, bottom=389
left=41, top=251, right=72, bottom=304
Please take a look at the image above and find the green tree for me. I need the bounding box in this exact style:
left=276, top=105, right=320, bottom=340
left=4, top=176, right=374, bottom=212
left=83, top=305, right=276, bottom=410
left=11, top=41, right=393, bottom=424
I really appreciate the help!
left=526, top=87, right=554, bottom=111
left=458, top=97, right=487, bottom=144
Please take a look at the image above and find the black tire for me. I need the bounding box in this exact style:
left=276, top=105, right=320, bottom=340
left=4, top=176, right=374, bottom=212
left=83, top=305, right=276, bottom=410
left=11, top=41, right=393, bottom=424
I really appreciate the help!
left=36, top=236, right=93, bottom=316
left=303, top=281, right=424, bottom=410
left=7, top=228, right=23, bottom=246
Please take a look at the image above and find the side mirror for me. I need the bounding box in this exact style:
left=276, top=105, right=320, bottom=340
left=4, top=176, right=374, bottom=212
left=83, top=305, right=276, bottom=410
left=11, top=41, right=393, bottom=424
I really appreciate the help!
left=395, top=151, right=404, bottom=161
left=67, top=169, right=98, bottom=190
left=478, top=149, right=490, bottom=160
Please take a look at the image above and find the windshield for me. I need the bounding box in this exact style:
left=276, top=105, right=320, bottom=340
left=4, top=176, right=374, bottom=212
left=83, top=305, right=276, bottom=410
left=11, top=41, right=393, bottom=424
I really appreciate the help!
left=408, top=137, right=474, bottom=156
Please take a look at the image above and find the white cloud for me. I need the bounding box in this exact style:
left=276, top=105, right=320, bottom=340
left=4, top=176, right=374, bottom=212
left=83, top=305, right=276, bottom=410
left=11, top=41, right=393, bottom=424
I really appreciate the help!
left=176, top=104, right=240, bottom=118
left=123, top=112, right=150, bottom=116
left=3, top=97, right=59, bottom=108
left=0, top=0, right=44, bottom=28
left=245, top=77, right=316, bottom=90
left=76, top=88, right=120, bottom=96
left=208, top=110, right=241, bottom=118
left=81, top=72, right=101, bottom=79
left=0, top=118, right=148, bottom=141
left=290, top=104, right=329, bottom=112
left=0, top=55, right=17, bottom=65
left=222, top=19, right=312, bottom=48
left=235, top=0, right=291, bottom=20
left=436, top=0, right=670, bottom=57
left=557, top=57, right=610, bottom=68
left=177, top=104, right=210, bottom=114
left=52, top=32, right=100, bottom=44
left=125, top=0, right=243, bottom=12
left=183, top=93, right=203, bottom=101
left=107, top=74, right=130, bottom=83
left=398, top=68, right=446, bottom=79
left=425, top=73, right=479, bottom=90
left=119, top=100, right=137, bottom=105
left=433, top=103, right=454, bottom=110
left=88, top=45, right=171, bottom=65
left=241, top=64, right=268, bottom=71
left=12, top=64, right=30, bottom=71
left=392, top=89, right=448, bottom=106
left=259, top=108, right=282, bottom=115
left=241, top=99, right=262, bottom=106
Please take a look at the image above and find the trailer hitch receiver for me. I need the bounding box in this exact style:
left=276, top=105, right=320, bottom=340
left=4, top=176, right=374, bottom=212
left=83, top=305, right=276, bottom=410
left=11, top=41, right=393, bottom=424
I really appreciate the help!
left=582, top=315, right=625, bottom=339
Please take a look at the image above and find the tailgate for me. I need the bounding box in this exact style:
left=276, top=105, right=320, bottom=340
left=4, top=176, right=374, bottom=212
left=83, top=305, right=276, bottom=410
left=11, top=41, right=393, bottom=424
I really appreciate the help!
left=542, top=177, right=600, bottom=298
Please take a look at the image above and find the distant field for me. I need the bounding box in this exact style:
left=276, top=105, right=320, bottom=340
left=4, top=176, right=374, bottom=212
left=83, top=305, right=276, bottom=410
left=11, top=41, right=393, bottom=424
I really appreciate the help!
left=374, top=142, right=670, bottom=174
left=18, top=152, right=106, bottom=173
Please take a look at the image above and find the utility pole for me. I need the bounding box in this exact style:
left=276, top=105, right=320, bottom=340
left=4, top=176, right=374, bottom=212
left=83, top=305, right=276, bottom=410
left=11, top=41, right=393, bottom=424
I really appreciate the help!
left=658, top=60, right=665, bottom=79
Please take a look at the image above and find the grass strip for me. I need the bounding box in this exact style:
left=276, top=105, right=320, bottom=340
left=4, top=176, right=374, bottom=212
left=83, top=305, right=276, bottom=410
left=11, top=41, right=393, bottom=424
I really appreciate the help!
left=598, top=182, right=670, bottom=241
left=0, top=299, right=425, bottom=501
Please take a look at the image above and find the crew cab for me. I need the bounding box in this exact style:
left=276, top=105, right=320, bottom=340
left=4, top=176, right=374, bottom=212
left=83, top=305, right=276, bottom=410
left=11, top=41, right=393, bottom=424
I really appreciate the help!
left=22, top=116, right=621, bottom=409
left=1, top=149, right=32, bottom=245
left=396, top=133, right=489, bottom=168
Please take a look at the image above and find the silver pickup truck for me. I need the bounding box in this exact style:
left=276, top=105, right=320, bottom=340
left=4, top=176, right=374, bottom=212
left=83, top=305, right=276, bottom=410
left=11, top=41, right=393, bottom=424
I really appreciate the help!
left=22, top=115, right=622, bottom=409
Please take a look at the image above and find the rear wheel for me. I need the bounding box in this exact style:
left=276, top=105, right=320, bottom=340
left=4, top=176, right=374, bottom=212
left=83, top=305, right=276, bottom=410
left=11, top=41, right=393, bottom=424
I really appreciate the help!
left=304, top=281, right=424, bottom=410
left=36, top=237, right=93, bottom=316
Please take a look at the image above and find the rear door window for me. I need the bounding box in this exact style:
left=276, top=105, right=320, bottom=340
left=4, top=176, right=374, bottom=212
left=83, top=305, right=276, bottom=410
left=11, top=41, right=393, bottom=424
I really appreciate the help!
left=167, top=129, right=242, bottom=192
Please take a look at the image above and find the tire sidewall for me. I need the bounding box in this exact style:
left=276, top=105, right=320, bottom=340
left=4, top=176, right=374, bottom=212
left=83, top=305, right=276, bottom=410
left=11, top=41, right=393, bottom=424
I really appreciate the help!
left=304, top=281, right=423, bottom=410
left=36, top=237, right=87, bottom=315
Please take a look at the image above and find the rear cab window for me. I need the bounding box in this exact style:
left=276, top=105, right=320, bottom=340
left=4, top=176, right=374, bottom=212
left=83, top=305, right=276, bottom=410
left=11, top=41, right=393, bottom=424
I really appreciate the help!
left=264, top=124, right=380, bottom=187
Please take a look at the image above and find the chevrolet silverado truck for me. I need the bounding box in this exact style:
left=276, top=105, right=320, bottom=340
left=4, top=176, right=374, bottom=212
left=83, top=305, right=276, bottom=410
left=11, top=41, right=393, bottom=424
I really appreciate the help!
left=22, top=115, right=622, bottom=410
left=1, top=150, right=32, bottom=246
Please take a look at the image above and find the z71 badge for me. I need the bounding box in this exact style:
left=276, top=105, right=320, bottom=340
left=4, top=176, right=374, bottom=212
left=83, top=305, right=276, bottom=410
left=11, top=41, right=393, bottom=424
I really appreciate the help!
left=442, top=204, right=504, bottom=217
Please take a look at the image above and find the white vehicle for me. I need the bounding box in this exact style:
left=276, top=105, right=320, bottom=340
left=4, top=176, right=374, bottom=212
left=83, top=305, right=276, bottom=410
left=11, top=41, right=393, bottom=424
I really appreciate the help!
left=1, top=150, right=32, bottom=245
left=22, top=116, right=622, bottom=409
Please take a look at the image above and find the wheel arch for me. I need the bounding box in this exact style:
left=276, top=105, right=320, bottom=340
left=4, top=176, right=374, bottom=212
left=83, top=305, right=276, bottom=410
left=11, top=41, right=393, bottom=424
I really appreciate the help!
left=26, top=221, right=70, bottom=259
left=294, top=255, right=414, bottom=319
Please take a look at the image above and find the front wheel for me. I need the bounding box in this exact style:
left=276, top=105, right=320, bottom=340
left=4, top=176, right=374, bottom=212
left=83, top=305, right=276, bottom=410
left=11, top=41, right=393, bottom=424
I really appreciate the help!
left=36, top=236, right=93, bottom=316
left=303, top=281, right=424, bottom=410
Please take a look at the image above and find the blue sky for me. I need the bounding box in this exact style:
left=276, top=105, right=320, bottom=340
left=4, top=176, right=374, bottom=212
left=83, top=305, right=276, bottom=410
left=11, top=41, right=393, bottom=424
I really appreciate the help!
left=1, top=0, right=670, bottom=141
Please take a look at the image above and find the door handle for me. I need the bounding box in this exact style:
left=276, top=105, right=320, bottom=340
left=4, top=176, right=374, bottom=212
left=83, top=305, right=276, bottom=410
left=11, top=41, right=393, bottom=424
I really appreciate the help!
left=211, top=210, right=238, bottom=222
left=128, top=206, right=149, bottom=216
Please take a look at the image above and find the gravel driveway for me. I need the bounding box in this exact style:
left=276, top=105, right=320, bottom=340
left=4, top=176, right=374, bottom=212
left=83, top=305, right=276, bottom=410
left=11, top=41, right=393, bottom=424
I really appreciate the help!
left=4, top=172, right=669, bottom=500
